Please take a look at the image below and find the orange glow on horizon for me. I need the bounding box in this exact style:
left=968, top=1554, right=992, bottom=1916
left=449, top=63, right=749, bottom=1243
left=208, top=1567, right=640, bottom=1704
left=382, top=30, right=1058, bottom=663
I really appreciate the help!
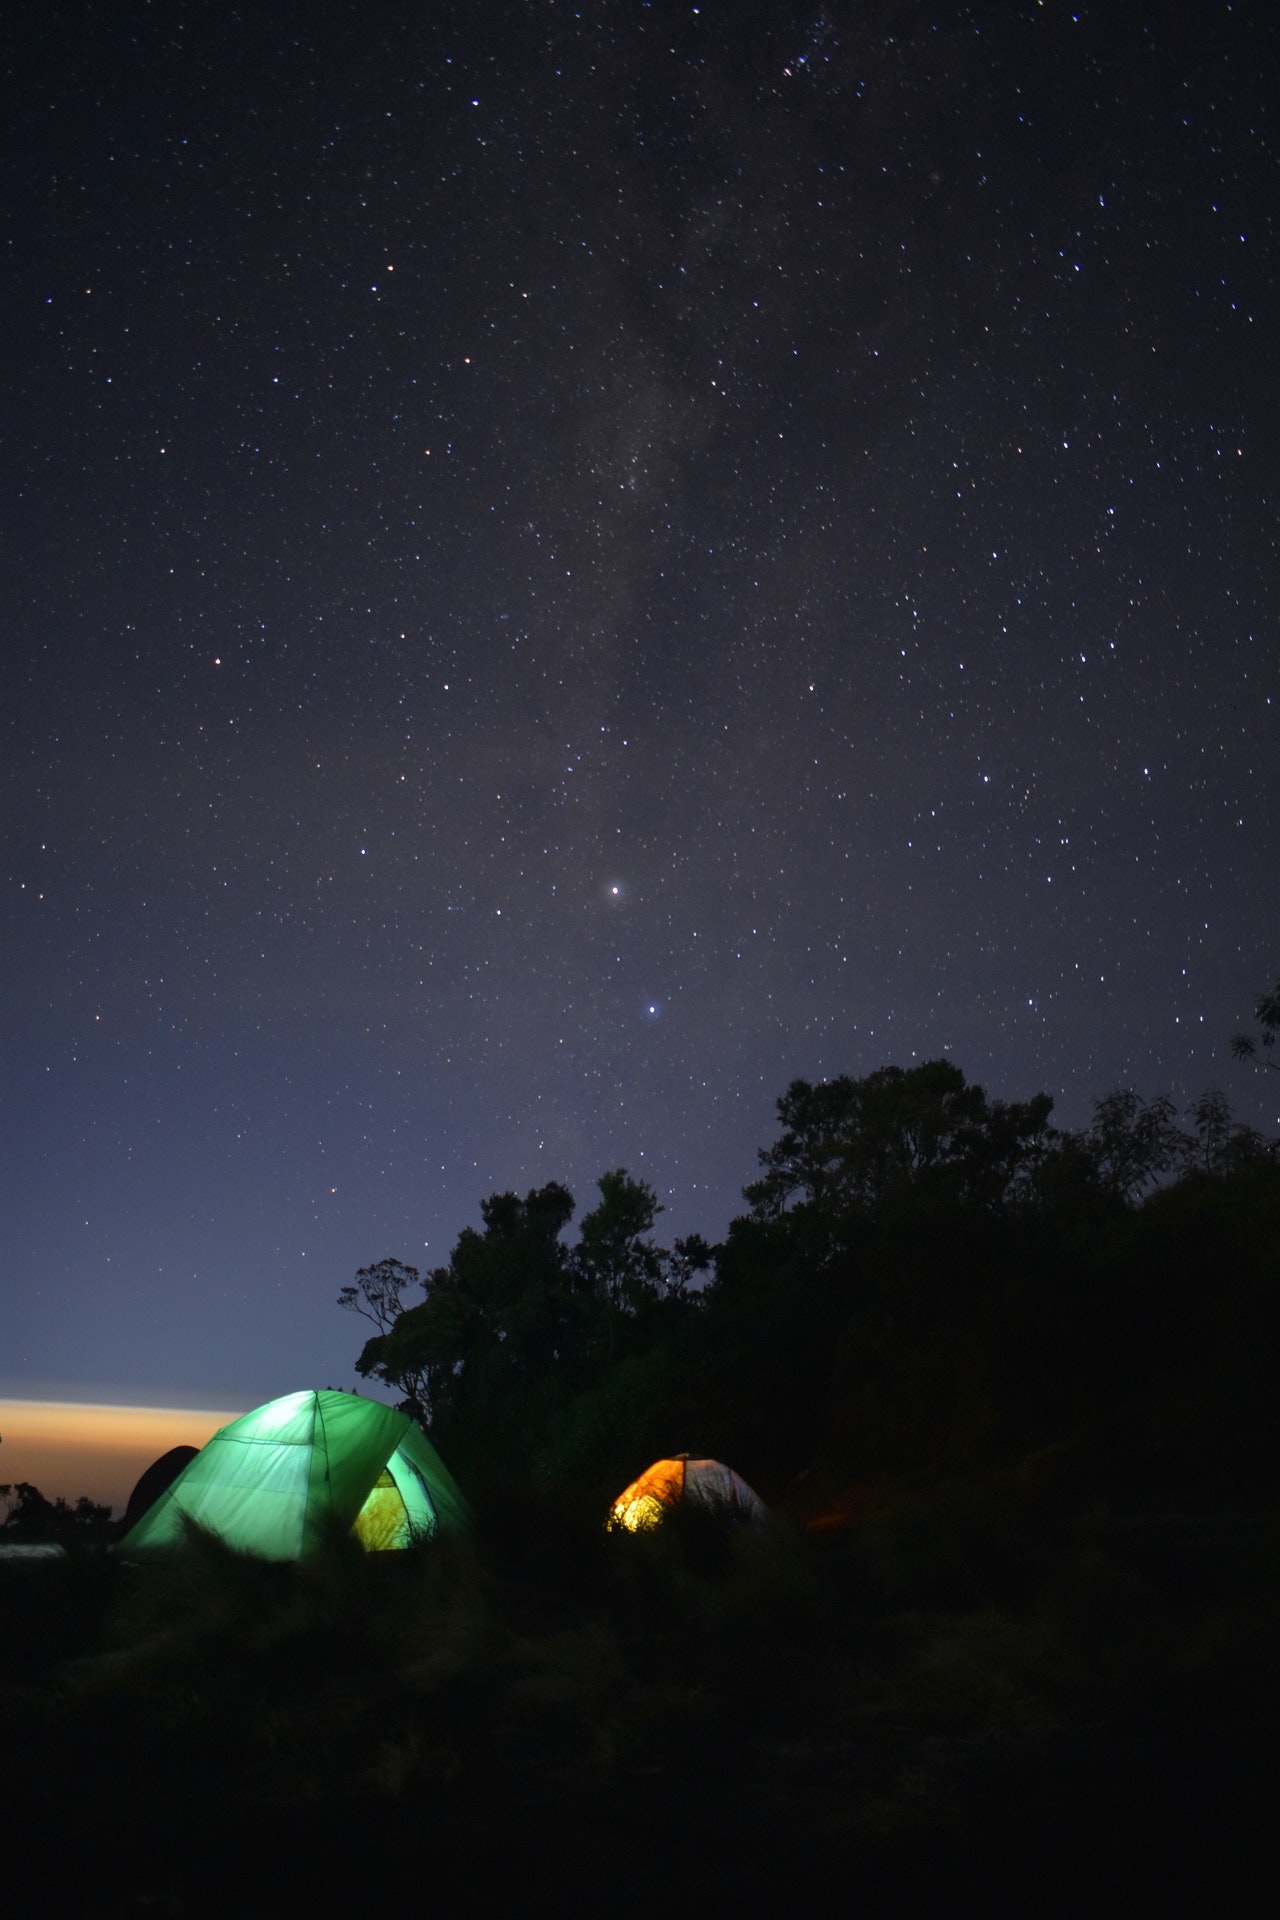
left=0, top=1399, right=246, bottom=1514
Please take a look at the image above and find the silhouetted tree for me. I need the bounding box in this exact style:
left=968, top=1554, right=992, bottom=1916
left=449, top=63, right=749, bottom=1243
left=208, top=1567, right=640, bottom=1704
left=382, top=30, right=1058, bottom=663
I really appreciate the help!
left=573, top=1169, right=666, bottom=1314
left=350, top=1173, right=710, bottom=1481
left=1231, top=979, right=1280, bottom=1072
left=340, top=1055, right=1280, bottom=1502
left=338, top=1256, right=423, bottom=1331
left=354, top=1183, right=581, bottom=1449
left=744, top=1060, right=1054, bottom=1233
left=1080, top=1088, right=1190, bottom=1200
left=1, top=1481, right=112, bottom=1542
left=1186, top=1087, right=1269, bottom=1174
left=338, top=1258, right=430, bottom=1417
left=349, top=1281, right=465, bottom=1426
left=663, top=1233, right=715, bottom=1297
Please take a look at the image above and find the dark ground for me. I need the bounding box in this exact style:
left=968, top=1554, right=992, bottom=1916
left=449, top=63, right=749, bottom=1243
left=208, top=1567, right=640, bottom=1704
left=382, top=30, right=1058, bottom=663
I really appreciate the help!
left=3, top=1468, right=1274, bottom=1918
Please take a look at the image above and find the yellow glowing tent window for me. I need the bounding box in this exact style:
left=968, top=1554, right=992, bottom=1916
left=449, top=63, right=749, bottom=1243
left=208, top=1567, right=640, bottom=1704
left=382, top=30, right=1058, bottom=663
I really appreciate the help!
left=353, top=1469, right=408, bottom=1551
left=608, top=1457, right=686, bottom=1530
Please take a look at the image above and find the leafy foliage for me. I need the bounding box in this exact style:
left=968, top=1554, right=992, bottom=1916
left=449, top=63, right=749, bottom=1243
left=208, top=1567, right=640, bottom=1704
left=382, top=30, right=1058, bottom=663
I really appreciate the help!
left=1, top=1480, right=113, bottom=1543
left=1232, top=978, right=1280, bottom=1071
left=1185, top=1086, right=1269, bottom=1174
left=339, top=1257, right=429, bottom=1416
left=338, top=1256, right=423, bottom=1332
left=345, top=1058, right=1277, bottom=1499
left=350, top=1171, right=697, bottom=1479
left=1079, top=1088, right=1190, bottom=1199
left=742, top=1060, right=1055, bottom=1230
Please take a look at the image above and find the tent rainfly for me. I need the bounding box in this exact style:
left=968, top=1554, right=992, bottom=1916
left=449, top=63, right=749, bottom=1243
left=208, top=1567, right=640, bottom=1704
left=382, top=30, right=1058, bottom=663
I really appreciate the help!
left=607, top=1455, right=767, bottom=1533
left=119, top=1389, right=470, bottom=1559
left=121, top=1444, right=199, bottom=1536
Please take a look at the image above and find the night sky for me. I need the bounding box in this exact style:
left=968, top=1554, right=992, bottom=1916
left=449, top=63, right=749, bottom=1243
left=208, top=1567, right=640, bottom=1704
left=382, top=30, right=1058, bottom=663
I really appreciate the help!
left=4, top=0, right=1277, bottom=1415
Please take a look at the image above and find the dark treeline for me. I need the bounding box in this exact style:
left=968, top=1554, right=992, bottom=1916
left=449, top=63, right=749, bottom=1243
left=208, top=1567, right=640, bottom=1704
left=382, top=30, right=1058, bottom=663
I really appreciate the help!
left=344, top=1060, right=1278, bottom=1518
left=0, top=1480, right=112, bottom=1545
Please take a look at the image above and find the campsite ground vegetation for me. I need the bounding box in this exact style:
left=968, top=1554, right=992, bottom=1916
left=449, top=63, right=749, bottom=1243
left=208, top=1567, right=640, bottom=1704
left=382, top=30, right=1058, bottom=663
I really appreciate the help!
left=3, top=1466, right=1274, bottom=1913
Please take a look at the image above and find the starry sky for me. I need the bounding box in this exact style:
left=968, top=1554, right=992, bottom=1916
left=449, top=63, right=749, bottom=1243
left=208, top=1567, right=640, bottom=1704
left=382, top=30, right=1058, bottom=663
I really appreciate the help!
left=3, top=0, right=1278, bottom=1417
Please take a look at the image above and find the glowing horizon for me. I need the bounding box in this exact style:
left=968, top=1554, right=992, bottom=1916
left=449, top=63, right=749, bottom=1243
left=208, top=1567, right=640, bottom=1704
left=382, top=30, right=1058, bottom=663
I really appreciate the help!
left=0, top=1398, right=248, bottom=1514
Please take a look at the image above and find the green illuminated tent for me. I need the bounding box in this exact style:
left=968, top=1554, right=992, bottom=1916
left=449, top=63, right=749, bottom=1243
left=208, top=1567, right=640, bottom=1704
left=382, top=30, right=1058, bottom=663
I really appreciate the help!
left=120, top=1389, right=470, bottom=1559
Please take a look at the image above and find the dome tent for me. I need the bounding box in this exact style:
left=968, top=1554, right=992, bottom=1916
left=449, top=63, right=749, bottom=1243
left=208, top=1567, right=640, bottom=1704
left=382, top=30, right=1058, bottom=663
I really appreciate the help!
left=121, top=1444, right=199, bottom=1536
left=120, top=1389, right=470, bottom=1559
left=607, top=1455, right=767, bottom=1533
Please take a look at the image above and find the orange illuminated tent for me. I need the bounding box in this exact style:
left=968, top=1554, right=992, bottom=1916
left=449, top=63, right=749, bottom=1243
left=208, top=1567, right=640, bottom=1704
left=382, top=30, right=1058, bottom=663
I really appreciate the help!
left=607, top=1454, right=767, bottom=1532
